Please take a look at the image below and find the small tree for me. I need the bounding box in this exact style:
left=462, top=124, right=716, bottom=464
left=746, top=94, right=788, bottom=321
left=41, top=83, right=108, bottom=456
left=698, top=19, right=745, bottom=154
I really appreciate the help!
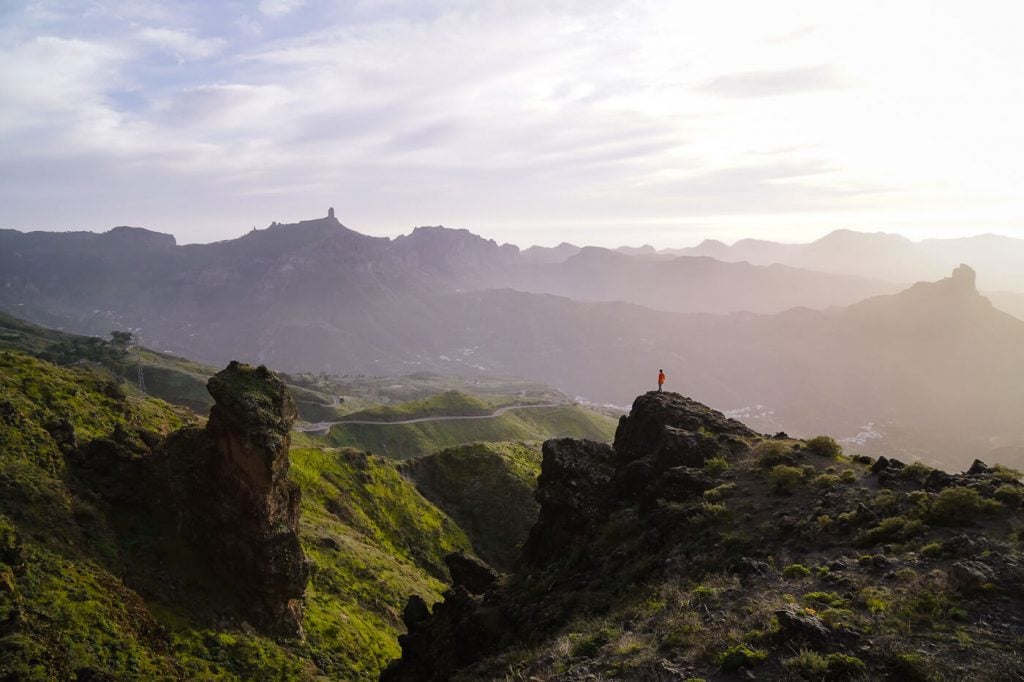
left=109, top=331, right=133, bottom=352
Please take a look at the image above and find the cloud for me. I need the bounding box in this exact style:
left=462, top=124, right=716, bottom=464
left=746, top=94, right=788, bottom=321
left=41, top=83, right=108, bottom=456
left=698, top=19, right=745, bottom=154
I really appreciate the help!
left=699, top=65, right=855, bottom=98
left=137, top=27, right=224, bottom=61
left=258, top=0, right=306, bottom=18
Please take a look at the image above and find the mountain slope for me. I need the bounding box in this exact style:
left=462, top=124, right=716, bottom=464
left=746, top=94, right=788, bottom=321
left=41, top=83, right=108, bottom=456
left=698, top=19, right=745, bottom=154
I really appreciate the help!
left=400, top=442, right=542, bottom=571
left=0, top=351, right=476, bottom=680
left=384, top=392, right=1024, bottom=681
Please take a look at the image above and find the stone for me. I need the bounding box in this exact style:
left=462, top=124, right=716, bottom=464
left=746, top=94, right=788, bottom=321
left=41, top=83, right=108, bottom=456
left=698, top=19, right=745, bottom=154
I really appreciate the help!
left=445, top=551, right=499, bottom=595
left=775, top=604, right=830, bottom=641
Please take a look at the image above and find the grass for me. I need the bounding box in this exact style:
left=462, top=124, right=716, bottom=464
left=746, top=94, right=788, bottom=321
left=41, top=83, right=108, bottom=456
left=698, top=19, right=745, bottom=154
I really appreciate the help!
left=319, top=404, right=616, bottom=459
left=400, top=442, right=541, bottom=570
left=0, top=348, right=484, bottom=680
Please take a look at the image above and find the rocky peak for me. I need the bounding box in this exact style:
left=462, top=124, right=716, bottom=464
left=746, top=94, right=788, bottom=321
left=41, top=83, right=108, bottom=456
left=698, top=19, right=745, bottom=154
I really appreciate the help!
left=951, top=263, right=977, bottom=291
left=160, top=361, right=309, bottom=636
left=614, top=391, right=757, bottom=461
left=102, top=225, right=176, bottom=248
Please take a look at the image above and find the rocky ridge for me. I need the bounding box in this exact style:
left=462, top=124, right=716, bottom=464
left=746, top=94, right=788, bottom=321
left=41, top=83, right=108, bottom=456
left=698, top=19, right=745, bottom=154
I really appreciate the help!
left=383, top=391, right=1024, bottom=681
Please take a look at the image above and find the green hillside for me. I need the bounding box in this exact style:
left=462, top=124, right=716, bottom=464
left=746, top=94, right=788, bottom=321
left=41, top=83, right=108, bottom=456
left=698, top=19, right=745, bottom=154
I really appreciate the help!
left=0, top=311, right=342, bottom=421
left=319, top=404, right=618, bottom=459
left=401, top=442, right=542, bottom=570
left=0, top=349, right=472, bottom=680
left=340, top=390, right=495, bottom=421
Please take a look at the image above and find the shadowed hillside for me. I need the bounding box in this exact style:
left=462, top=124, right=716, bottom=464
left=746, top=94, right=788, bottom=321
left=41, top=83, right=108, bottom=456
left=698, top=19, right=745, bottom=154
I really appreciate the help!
left=384, top=391, right=1024, bottom=681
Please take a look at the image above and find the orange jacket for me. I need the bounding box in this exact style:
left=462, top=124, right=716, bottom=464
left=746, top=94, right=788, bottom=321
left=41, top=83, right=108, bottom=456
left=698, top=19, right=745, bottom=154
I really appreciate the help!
left=658, top=372, right=665, bottom=384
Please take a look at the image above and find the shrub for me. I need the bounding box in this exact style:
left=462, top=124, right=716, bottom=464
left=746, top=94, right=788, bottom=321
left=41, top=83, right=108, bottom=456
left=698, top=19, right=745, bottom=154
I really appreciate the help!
left=855, top=516, right=923, bottom=547
left=889, top=652, right=935, bottom=681
left=825, top=653, right=866, bottom=676
left=991, top=464, right=1023, bottom=484
left=994, top=484, right=1024, bottom=506
left=812, top=473, right=840, bottom=489
left=719, top=644, right=767, bottom=671
left=900, top=461, right=933, bottom=481
left=702, top=457, right=729, bottom=476
left=702, top=483, right=735, bottom=502
left=840, top=469, right=857, bottom=483
left=783, top=649, right=827, bottom=677
left=769, top=465, right=805, bottom=493
left=803, top=591, right=847, bottom=608
left=805, top=436, right=842, bottom=458
left=783, top=564, right=812, bottom=580
left=753, top=440, right=796, bottom=467
left=920, top=541, right=943, bottom=558
left=929, top=487, right=1002, bottom=525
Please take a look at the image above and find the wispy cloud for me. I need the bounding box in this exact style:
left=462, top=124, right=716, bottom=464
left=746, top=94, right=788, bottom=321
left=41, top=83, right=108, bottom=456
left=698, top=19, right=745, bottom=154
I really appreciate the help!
left=699, top=65, right=855, bottom=99
left=137, top=27, right=224, bottom=61
left=258, top=0, right=306, bottom=18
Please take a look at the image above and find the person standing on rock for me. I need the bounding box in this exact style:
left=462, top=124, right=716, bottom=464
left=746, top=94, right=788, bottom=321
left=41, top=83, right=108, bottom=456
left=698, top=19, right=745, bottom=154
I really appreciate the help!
left=657, top=369, right=665, bottom=392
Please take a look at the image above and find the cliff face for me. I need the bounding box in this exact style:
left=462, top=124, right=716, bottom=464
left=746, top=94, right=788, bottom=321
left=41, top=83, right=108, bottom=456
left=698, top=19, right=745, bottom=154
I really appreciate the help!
left=159, top=361, right=309, bottom=636
left=384, top=391, right=1024, bottom=681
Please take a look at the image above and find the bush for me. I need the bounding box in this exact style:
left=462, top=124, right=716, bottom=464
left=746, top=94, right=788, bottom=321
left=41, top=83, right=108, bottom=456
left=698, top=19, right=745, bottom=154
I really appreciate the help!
left=900, top=461, right=933, bottom=481
left=855, top=516, right=923, bottom=547
left=889, top=652, right=935, bottom=681
left=920, top=541, right=943, bottom=558
left=994, top=484, right=1024, bottom=506
left=812, top=473, right=840, bottom=489
left=803, top=591, right=847, bottom=608
left=783, top=564, right=812, bottom=580
left=783, top=649, right=827, bottom=677
left=769, top=465, right=805, bottom=493
left=991, top=464, right=1023, bottom=484
left=840, top=469, right=857, bottom=483
left=703, top=483, right=735, bottom=502
left=929, top=487, right=1002, bottom=525
left=825, top=653, right=866, bottom=676
left=754, top=440, right=796, bottom=467
left=719, top=644, right=767, bottom=671
left=702, top=456, right=729, bottom=476
left=805, top=436, right=842, bottom=459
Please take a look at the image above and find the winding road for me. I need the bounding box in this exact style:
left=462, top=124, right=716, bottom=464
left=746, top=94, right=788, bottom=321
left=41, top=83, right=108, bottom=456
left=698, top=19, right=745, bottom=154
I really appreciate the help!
left=294, top=402, right=571, bottom=434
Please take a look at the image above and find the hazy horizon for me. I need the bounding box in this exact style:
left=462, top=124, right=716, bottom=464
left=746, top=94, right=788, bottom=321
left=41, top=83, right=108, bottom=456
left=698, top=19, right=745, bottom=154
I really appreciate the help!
left=4, top=1, right=1024, bottom=246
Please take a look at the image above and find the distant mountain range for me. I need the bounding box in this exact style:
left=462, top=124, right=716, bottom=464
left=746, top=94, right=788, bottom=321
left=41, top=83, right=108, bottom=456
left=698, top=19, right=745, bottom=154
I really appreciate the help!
left=524, top=229, right=1024, bottom=294
left=674, top=229, right=1024, bottom=292
left=2, top=213, right=1023, bottom=468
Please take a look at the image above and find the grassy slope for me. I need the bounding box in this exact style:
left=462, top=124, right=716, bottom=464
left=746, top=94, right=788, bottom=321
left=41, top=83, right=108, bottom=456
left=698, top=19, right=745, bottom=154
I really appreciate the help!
left=340, top=391, right=495, bottom=422
left=0, top=311, right=341, bottom=422
left=321, top=405, right=617, bottom=459
left=459, top=438, right=1024, bottom=681
left=0, top=349, right=472, bottom=680
left=401, top=442, right=542, bottom=571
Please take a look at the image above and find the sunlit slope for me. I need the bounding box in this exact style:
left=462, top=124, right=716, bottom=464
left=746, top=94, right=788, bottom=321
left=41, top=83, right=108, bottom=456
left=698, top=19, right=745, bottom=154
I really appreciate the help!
left=0, top=349, right=472, bottom=680
left=318, top=395, right=617, bottom=459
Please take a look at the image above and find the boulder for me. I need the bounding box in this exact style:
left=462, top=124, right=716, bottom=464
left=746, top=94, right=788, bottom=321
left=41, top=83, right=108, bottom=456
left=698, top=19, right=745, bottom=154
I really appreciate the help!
left=446, top=552, right=499, bottom=595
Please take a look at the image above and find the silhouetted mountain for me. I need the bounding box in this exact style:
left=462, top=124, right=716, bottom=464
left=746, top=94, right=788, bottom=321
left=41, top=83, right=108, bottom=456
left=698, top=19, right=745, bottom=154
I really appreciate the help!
left=3, top=215, right=1022, bottom=468
left=520, top=242, right=581, bottom=264
left=513, top=247, right=897, bottom=314
left=678, top=229, right=1024, bottom=291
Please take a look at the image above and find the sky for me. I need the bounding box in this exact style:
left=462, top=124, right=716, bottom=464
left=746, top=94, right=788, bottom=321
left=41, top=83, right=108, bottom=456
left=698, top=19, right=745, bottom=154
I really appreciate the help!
left=2, top=0, right=1024, bottom=247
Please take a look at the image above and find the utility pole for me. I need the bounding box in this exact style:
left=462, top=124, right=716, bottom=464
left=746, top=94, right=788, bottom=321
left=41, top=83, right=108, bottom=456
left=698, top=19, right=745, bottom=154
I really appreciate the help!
left=134, top=329, right=146, bottom=396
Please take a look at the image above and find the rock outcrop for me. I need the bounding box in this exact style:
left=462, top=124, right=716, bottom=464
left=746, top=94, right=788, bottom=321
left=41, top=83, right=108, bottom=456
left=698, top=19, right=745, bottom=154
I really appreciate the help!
left=384, top=392, right=759, bottom=680
left=159, top=361, right=309, bottom=636
left=382, top=390, right=1024, bottom=681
